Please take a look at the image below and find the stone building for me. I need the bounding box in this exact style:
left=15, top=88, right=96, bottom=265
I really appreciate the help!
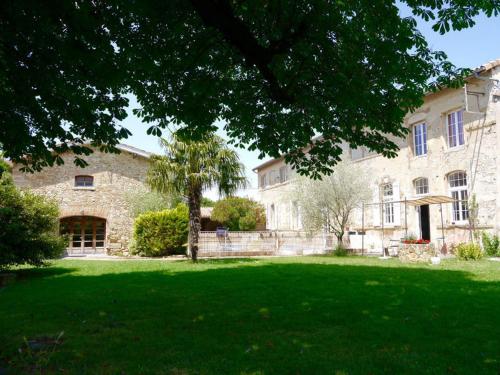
left=12, top=144, right=151, bottom=255
left=253, top=59, right=500, bottom=252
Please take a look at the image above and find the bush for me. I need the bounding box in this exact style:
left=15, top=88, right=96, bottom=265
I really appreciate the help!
left=132, top=204, right=189, bottom=257
left=455, top=243, right=483, bottom=261
left=0, top=172, right=66, bottom=270
left=211, top=197, right=265, bottom=231
left=481, top=232, right=500, bottom=256
left=332, top=244, right=349, bottom=257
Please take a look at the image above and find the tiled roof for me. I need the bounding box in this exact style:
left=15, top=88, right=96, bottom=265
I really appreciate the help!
left=116, top=144, right=152, bottom=159
left=475, top=58, right=500, bottom=73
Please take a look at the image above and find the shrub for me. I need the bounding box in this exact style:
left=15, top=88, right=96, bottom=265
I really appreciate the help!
left=211, top=197, right=265, bottom=231
left=332, top=244, right=349, bottom=257
left=132, top=204, right=189, bottom=257
left=0, top=172, right=66, bottom=270
left=481, top=232, right=500, bottom=257
left=455, top=242, right=483, bottom=261
left=201, top=197, right=216, bottom=207
left=0, top=157, right=11, bottom=177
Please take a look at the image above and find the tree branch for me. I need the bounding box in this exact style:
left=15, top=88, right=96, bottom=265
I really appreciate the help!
left=189, top=0, right=304, bottom=103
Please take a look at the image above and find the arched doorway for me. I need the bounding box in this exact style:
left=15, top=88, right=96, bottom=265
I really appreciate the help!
left=60, top=216, right=106, bottom=255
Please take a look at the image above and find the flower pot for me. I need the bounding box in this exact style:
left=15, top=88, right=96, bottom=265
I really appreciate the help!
left=430, top=256, right=441, bottom=265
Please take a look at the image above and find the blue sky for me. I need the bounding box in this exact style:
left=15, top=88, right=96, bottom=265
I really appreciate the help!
left=120, top=8, right=500, bottom=199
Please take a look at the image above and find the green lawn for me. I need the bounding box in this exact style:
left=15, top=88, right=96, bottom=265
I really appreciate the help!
left=1, top=257, right=500, bottom=374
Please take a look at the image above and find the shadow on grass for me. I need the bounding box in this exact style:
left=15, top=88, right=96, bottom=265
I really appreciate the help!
left=6, top=266, right=77, bottom=281
left=196, top=257, right=261, bottom=265
left=1, top=260, right=499, bottom=374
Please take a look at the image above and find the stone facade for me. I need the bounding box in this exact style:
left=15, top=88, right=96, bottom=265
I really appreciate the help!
left=12, top=145, right=151, bottom=255
left=254, top=60, right=500, bottom=253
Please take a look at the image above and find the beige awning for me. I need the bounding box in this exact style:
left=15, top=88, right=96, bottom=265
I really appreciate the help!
left=405, top=195, right=456, bottom=206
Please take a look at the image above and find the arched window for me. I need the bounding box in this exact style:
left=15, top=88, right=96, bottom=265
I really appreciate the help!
left=448, top=171, right=468, bottom=222
left=414, top=178, right=429, bottom=195
left=75, top=175, right=94, bottom=187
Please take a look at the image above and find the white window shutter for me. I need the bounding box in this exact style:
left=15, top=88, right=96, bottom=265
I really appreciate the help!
left=275, top=204, right=279, bottom=229
left=393, top=182, right=401, bottom=226
left=372, top=186, right=381, bottom=227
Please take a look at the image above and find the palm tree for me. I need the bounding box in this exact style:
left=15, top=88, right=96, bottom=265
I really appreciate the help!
left=147, top=133, right=247, bottom=261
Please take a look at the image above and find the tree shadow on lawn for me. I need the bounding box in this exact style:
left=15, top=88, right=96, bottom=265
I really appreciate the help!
left=1, top=261, right=499, bottom=375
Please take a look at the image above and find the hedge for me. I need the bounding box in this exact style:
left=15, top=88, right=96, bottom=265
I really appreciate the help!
left=132, top=204, right=189, bottom=257
left=0, top=172, right=66, bottom=270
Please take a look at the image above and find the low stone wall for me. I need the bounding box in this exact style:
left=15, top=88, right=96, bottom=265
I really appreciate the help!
left=398, top=243, right=436, bottom=263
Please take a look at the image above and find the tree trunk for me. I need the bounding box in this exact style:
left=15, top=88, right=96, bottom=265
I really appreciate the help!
left=335, top=231, right=344, bottom=247
left=187, top=186, right=202, bottom=262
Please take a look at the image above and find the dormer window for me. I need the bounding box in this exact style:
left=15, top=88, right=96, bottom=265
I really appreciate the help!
left=75, top=175, right=94, bottom=187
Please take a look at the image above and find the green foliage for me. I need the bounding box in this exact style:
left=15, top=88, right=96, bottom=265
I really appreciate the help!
left=201, top=197, right=216, bottom=207
left=1, top=1, right=498, bottom=174
left=132, top=204, right=189, bottom=257
left=211, top=197, right=265, bottom=231
left=332, top=244, right=349, bottom=257
left=455, top=243, right=483, bottom=261
left=0, top=173, right=66, bottom=269
left=124, top=188, right=181, bottom=218
left=481, top=232, right=500, bottom=257
left=292, top=161, right=370, bottom=243
left=0, top=156, right=11, bottom=177
left=147, top=133, right=247, bottom=260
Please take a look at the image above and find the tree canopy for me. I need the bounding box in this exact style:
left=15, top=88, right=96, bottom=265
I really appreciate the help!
left=211, top=196, right=266, bottom=231
left=1, top=1, right=498, bottom=175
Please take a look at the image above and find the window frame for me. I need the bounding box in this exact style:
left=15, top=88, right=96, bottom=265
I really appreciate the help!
left=446, top=110, right=465, bottom=149
left=279, top=166, right=288, bottom=183
left=260, top=173, right=268, bottom=189
left=448, top=171, right=469, bottom=223
left=414, top=177, right=429, bottom=195
left=74, top=175, right=94, bottom=187
left=381, top=183, right=395, bottom=225
left=413, top=122, right=427, bottom=156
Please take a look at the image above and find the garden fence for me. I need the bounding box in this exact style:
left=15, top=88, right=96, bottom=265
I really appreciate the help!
left=198, top=231, right=335, bottom=257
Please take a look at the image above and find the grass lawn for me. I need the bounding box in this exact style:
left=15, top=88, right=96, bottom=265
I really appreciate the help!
left=1, top=256, right=500, bottom=374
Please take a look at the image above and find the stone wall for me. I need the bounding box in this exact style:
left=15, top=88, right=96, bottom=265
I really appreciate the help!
left=12, top=147, right=151, bottom=255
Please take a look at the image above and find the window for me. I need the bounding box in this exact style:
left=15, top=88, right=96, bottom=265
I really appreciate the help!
left=382, top=183, right=394, bottom=224
left=75, top=175, right=94, bottom=187
left=415, top=178, right=429, bottom=195
left=60, top=216, right=106, bottom=252
left=269, top=204, right=276, bottom=229
left=279, top=166, right=289, bottom=183
left=447, top=110, right=465, bottom=148
left=413, top=123, right=427, bottom=156
left=449, top=171, right=468, bottom=222
left=260, top=173, right=268, bottom=188
left=292, top=201, right=302, bottom=229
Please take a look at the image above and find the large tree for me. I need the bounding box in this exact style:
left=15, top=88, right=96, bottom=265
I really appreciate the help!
left=1, top=1, right=498, bottom=175
left=146, top=133, right=247, bottom=261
